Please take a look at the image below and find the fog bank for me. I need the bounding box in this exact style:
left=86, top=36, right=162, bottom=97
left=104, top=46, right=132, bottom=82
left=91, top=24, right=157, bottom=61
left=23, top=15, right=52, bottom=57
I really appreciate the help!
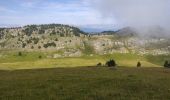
left=91, top=0, right=170, bottom=36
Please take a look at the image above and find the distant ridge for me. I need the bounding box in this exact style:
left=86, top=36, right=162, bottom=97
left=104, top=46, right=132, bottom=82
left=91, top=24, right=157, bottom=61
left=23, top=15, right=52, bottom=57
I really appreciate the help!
left=0, top=24, right=21, bottom=28
left=79, top=24, right=116, bottom=33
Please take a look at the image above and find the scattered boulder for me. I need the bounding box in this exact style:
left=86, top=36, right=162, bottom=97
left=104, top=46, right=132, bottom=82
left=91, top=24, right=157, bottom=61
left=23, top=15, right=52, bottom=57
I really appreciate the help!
left=53, top=54, right=62, bottom=58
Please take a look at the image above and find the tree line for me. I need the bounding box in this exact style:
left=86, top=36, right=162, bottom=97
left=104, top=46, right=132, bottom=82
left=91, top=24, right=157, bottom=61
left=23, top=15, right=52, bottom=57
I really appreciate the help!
left=22, top=24, right=88, bottom=36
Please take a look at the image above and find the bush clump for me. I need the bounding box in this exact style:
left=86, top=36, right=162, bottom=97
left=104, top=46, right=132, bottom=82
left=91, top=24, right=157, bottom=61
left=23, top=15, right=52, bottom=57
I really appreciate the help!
left=97, top=62, right=102, bottom=67
left=38, top=55, right=42, bottom=59
left=164, top=60, right=170, bottom=68
left=106, top=59, right=116, bottom=67
left=43, top=42, right=56, bottom=48
left=137, top=62, right=141, bottom=67
left=18, top=52, right=22, bottom=56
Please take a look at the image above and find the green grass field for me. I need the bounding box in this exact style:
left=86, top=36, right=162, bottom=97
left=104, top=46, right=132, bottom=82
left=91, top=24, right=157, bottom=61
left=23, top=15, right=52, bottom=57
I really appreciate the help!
left=0, top=51, right=165, bottom=70
left=0, top=51, right=170, bottom=99
left=0, top=67, right=170, bottom=100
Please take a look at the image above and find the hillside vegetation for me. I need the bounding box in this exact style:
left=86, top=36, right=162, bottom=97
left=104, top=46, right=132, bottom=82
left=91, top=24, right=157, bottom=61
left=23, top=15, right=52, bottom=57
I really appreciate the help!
left=0, top=25, right=170, bottom=56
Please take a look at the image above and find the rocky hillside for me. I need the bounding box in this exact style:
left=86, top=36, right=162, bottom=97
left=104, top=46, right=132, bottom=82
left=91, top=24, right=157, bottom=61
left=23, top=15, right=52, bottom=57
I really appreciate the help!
left=0, top=24, right=86, bottom=49
left=0, top=24, right=170, bottom=57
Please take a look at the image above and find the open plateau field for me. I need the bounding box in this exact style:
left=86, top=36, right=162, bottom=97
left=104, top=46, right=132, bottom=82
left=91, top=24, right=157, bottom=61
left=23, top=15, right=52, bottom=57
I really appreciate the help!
left=0, top=67, right=170, bottom=100
left=0, top=51, right=166, bottom=70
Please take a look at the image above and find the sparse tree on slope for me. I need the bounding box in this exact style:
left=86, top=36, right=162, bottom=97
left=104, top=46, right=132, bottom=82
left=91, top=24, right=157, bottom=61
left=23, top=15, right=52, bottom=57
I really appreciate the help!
left=164, top=61, right=169, bottom=68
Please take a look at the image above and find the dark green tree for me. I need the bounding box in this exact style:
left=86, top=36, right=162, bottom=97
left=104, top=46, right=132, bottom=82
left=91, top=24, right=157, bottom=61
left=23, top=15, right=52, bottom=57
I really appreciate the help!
left=43, top=42, right=56, bottom=48
left=38, top=29, right=45, bottom=34
left=164, top=61, right=169, bottom=68
left=60, top=33, right=64, bottom=37
left=106, top=59, right=116, bottom=67
left=38, top=46, right=41, bottom=49
left=137, top=62, right=141, bottom=67
left=39, top=55, right=42, bottom=59
left=22, top=43, right=26, bottom=48
left=55, top=38, right=59, bottom=41
left=97, top=62, right=102, bottom=67
left=18, top=52, right=22, bottom=56
left=23, top=25, right=38, bottom=36
left=50, top=30, right=56, bottom=35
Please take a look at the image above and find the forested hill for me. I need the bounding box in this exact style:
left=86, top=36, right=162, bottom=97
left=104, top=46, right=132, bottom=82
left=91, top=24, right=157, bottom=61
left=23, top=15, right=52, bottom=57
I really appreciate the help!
left=0, top=24, right=87, bottom=38
left=0, top=24, right=88, bottom=53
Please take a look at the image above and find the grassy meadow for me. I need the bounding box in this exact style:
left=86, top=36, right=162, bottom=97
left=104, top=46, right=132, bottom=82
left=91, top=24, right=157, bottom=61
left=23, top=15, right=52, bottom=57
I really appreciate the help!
left=0, top=51, right=165, bottom=70
left=0, top=51, right=170, bottom=99
left=0, top=67, right=170, bottom=100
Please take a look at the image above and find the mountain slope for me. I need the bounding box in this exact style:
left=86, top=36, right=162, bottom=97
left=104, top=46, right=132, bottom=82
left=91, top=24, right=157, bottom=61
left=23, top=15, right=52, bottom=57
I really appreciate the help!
left=0, top=24, right=170, bottom=56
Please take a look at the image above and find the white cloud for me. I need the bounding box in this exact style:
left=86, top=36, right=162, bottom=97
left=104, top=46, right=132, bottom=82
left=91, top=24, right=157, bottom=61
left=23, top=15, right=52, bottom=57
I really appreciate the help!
left=91, top=0, right=170, bottom=28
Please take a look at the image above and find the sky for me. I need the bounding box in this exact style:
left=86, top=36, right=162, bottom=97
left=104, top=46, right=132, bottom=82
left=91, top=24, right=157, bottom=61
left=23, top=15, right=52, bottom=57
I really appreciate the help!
left=0, top=0, right=115, bottom=26
left=0, top=0, right=170, bottom=31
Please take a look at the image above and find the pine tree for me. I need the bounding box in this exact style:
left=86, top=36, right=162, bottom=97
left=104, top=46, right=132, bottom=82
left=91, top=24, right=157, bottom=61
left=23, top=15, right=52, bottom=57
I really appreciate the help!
left=137, top=62, right=141, bottom=67
left=164, top=61, right=169, bottom=68
left=106, top=59, right=116, bottom=67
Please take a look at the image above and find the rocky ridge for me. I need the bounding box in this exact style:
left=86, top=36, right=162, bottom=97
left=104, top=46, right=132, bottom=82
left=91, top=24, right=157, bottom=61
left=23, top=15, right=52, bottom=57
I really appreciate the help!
left=0, top=24, right=170, bottom=57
